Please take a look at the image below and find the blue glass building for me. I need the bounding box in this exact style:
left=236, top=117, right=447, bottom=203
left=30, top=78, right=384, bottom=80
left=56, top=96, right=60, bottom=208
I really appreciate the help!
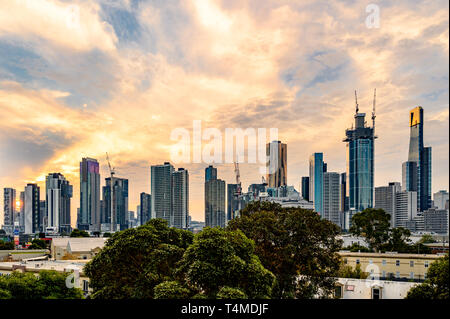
left=309, top=153, right=324, bottom=214
left=343, top=112, right=376, bottom=212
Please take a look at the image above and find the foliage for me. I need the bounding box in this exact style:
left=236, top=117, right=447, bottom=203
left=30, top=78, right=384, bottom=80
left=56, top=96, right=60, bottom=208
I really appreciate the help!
left=103, top=232, right=112, bottom=238
left=0, top=270, right=83, bottom=299
left=177, top=227, right=275, bottom=299
left=342, top=242, right=371, bottom=252
left=84, top=219, right=193, bottom=299
left=382, top=227, right=411, bottom=252
left=350, top=208, right=391, bottom=252
left=227, top=201, right=342, bottom=299
left=337, top=263, right=368, bottom=279
left=419, top=234, right=436, bottom=244
left=28, top=239, right=48, bottom=250
left=406, top=254, right=449, bottom=299
left=0, top=240, right=14, bottom=250
left=70, top=229, right=90, bottom=238
left=154, top=281, right=191, bottom=299
left=216, top=286, right=247, bottom=299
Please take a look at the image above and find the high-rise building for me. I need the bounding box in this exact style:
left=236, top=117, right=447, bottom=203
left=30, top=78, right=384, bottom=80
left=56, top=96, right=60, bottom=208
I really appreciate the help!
left=323, top=172, right=341, bottom=226
left=227, top=184, right=239, bottom=221
left=151, top=162, right=174, bottom=225
left=172, top=168, right=189, bottom=229
left=309, top=152, right=324, bottom=214
left=301, top=177, right=310, bottom=201
left=19, top=191, right=25, bottom=231
left=205, top=166, right=226, bottom=228
left=205, top=165, right=217, bottom=182
left=375, top=182, right=401, bottom=227
left=433, top=190, right=449, bottom=210
left=423, top=208, right=448, bottom=234
left=339, top=173, right=349, bottom=213
left=266, top=141, right=287, bottom=188
left=140, top=193, right=151, bottom=225
left=24, top=184, right=40, bottom=234
left=395, top=191, right=418, bottom=228
left=343, top=109, right=376, bottom=212
left=104, top=177, right=128, bottom=231
left=3, top=188, right=16, bottom=229
left=79, top=158, right=101, bottom=232
left=46, top=173, right=73, bottom=234
left=39, top=200, right=46, bottom=233
left=404, top=106, right=432, bottom=211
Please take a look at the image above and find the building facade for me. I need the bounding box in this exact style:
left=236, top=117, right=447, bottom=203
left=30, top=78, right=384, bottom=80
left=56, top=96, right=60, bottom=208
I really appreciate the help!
left=172, top=168, right=189, bottom=229
left=301, top=176, right=310, bottom=201
left=151, top=162, right=174, bottom=226
left=323, top=172, right=341, bottom=226
left=3, top=188, right=16, bottom=232
left=205, top=172, right=226, bottom=228
left=24, top=184, right=40, bottom=234
left=103, top=177, right=129, bottom=231
left=375, top=182, right=401, bottom=227
left=79, top=158, right=101, bottom=232
left=46, top=173, right=73, bottom=234
left=433, top=190, right=449, bottom=210
left=140, top=192, right=151, bottom=226
left=309, top=152, right=324, bottom=214
left=266, top=141, right=287, bottom=188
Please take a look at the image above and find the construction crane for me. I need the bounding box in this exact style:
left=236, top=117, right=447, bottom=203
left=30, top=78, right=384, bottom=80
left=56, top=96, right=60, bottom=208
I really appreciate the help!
left=234, top=161, right=241, bottom=195
left=106, top=152, right=116, bottom=232
left=232, top=161, right=242, bottom=220
left=355, top=90, right=359, bottom=114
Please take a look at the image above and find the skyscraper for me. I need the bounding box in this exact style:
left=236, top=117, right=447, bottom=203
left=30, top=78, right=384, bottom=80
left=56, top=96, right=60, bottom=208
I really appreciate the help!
left=204, top=165, right=226, bottom=228
left=343, top=105, right=376, bottom=212
left=151, top=162, right=174, bottom=225
left=24, top=183, right=40, bottom=234
left=227, top=183, right=239, bottom=221
left=266, top=141, right=287, bottom=188
left=172, top=168, right=189, bottom=229
left=403, top=106, right=432, bottom=211
left=79, top=158, right=101, bottom=232
left=140, top=192, right=151, bottom=225
left=433, top=190, right=449, bottom=210
left=104, top=177, right=129, bottom=231
left=309, top=152, right=324, bottom=214
left=323, top=172, right=341, bottom=226
left=205, top=165, right=217, bottom=182
left=301, top=177, right=310, bottom=201
left=3, top=188, right=16, bottom=230
left=46, top=173, right=73, bottom=234
left=339, top=173, right=349, bottom=213
left=375, top=182, right=401, bottom=227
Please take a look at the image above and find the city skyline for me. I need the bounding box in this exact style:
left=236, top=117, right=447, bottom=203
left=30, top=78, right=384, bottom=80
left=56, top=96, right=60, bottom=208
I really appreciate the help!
left=0, top=0, right=449, bottom=224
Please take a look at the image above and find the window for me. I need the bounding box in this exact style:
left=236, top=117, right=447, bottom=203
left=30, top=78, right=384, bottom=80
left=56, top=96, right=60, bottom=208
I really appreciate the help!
left=410, top=272, right=414, bottom=279
left=382, top=271, right=386, bottom=278
left=410, top=261, right=414, bottom=267
left=382, top=260, right=386, bottom=266
left=83, top=280, right=89, bottom=292
left=424, top=261, right=429, bottom=268
left=369, top=259, right=373, bottom=264
left=356, top=259, right=360, bottom=265
left=424, top=273, right=427, bottom=279
left=396, top=271, right=400, bottom=278
left=372, top=288, right=381, bottom=299
left=396, top=260, right=400, bottom=266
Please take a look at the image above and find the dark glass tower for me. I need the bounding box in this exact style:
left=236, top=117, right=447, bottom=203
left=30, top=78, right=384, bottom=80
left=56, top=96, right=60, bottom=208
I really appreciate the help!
left=79, top=158, right=100, bottom=232
left=301, top=177, right=310, bottom=201
left=404, top=107, right=432, bottom=211
left=309, top=153, right=324, bottom=214
left=344, top=110, right=376, bottom=212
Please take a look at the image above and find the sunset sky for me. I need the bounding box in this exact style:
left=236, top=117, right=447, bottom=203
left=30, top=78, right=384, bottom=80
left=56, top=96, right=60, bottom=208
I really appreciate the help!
left=0, top=0, right=448, bottom=224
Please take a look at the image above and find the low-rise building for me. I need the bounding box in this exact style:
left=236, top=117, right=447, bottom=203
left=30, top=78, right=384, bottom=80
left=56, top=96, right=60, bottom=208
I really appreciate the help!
left=51, top=237, right=107, bottom=260
left=334, top=278, right=418, bottom=299
left=339, top=251, right=443, bottom=281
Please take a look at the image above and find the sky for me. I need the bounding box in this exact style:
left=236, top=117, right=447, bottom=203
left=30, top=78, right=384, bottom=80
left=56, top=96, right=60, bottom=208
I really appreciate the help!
left=0, top=0, right=448, bottom=225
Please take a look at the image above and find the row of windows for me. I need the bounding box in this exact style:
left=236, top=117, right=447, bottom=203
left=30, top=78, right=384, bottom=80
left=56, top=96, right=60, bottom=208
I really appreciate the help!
left=353, top=259, right=429, bottom=267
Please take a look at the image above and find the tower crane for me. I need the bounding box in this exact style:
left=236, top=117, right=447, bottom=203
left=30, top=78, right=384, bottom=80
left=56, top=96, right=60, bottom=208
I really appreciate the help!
left=372, top=88, right=376, bottom=134
left=355, top=90, right=359, bottom=114
left=232, top=161, right=242, bottom=220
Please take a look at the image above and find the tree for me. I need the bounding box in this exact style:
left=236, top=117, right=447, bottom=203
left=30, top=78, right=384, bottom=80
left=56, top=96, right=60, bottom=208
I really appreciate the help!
left=154, top=281, right=191, bottom=299
left=419, top=234, right=436, bottom=244
left=227, top=201, right=342, bottom=299
left=103, top=232, right=112, bottom=238
left=176, top=227, right=275, bottom=299
left=217, top=287, right=247, bottom=299
left=0, top=270, right=83, bottom=299
left=342, top=242, right=371, bottom=252
left=350, top=208, right=391, bottom=252
left=84, top=219, right=193, bottom=299
left=406, top=254, right=449, bottom=299
left=0, top=240, right=14, bottom=250
left=337, top=263, right=368, bottom=279
left=383, top=227, right=411, bottom=252
left=70, top=229, right=90, bottom=238
left=28, top=239, right=48, bottom=250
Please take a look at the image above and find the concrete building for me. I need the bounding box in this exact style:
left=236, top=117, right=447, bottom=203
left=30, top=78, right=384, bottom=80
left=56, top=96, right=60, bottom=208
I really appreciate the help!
left=334, top=278, right=418, bottom=299
left=395, top=191, right=418, bottom=228
left=172, top=168, right=189, bottom=229
left=323, top=172, right=341, bottom=226
left=50, top=237, right=107, bottom=260
left=103, top=177, right=129, bottom=231
left=423, top=208, right=449, bottom=235
left=433, top=190, right=449, bottom=210
left=375, top=182, right=401, bottom=226
left=24, top=184, right=40, bottom=234
left=46, top=173, right=73, bottom=234
left=151, top=162, right=174, bottom=225
left=3, top=188, right=16, bottom=235
left=140, top=192, right=151, bottom=225
left=266, top=141, right=287, bottom=188
left=79, top=158, right=101, bottom=232
left=205, top=173, right=226, bottom=228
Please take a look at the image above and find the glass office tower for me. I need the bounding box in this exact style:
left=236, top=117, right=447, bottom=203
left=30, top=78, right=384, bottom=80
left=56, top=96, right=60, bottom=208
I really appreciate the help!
left=309, top=153, right=324, bottom=214
left=404, top=107, right=432, bottom=211
left=344, top=112, right=376, bottom=212
left=79, top=158, right=101, bottom=232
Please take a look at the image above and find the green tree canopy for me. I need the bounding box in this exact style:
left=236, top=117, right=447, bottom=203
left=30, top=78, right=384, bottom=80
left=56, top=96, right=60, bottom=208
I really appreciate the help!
left=177, top=227, right=275, bottom=298
left=153, top=281, right=191, bottom=299
left=406, top=254, right=449, bottom=299
left=350, top=208, right=391, bottom=252
left=84, top=218, right=193, bottom=299
left=70, top=229, right=90, bottom=238
left=383, top=227, right=411, bottom=252
left=0, top=240, right=14, bottom=250
left=0, top=270, right=83, bottom=299
left=227, top=201, right=342, bottom=299
left=28, top=239, right=48, bottom=250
